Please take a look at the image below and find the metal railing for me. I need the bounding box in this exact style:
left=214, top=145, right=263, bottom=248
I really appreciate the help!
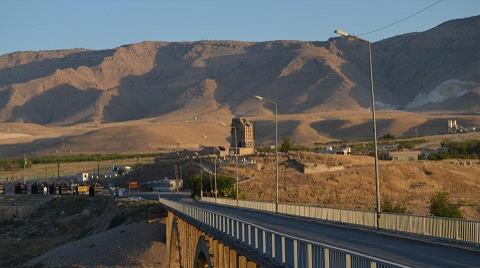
left=160, top=197, right=408, bottom=268
left=201, top=197, right=480, bottom=245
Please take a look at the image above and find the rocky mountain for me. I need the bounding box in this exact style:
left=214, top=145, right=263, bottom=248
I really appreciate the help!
left=0, top=16, right=479, bottom=157
left=0, top=15, right=479, bottom=127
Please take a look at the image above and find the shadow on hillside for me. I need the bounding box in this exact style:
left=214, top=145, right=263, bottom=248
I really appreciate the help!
left=0, top=49, right=114, bottom=86
left=310, top=118, right=396, bottom=140
left=10, top=84, right=101, bottom=125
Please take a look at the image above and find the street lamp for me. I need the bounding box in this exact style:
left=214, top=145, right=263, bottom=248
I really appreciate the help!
left=213, top=147, right=218, bottom=203
left=194, top=152, right=203, bottom=198
left=254, top=95, right=279, bottom=213
left=335, top=29, right=381, bottom=228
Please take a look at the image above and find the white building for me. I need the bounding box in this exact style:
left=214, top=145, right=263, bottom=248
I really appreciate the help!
left=77, top=173, right=89, bottom=182
left=145, top=178, right=183, bottom=192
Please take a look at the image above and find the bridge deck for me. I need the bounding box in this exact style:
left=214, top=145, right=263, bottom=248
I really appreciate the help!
left=158, top=193, right=480, bottom=268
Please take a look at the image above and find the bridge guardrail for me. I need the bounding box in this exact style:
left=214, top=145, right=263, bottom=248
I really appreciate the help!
left=160, top=197, right=408, bottom=268
left=201, top=197, right=480, bottom=245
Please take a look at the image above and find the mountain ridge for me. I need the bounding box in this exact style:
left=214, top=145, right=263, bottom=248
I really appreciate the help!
left=0, top=16, right=479, bottom=155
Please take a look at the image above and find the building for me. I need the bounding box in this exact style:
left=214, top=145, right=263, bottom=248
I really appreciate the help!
left=230, top=117, right=255, bottom=156
left=76, top=173, right=89, bottom=183
left=198, top=146, right=228, bottom=157
left=318, top=146, right=351, bottom=155
left=143, top=178, right=183, bottom=192
left=421, top=147, right=448, bottom=159
left=447, top=120, right=467, bottom=133
left=389, top=151, right=420, bottom=161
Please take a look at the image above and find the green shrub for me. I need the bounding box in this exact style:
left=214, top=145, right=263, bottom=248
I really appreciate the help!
left=429, top=192, right=463, bottom=218
left=280, top=137, right=295, bottom=152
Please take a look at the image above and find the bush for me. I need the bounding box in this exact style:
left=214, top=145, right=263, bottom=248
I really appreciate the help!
left=429, top=192, right=463, bottom=218
left=380, top=133, right=395, bottom=140
left=381, top=199, right=407, bottom=213
left=280, top=137, right=295, bottom=153
left=440, top=140, right=480, bottom=159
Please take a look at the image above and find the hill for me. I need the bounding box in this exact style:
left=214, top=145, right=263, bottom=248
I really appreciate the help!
left=0, top=16, right=479, bottom=156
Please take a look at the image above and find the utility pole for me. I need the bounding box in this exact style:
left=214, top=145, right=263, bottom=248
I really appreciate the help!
left=214, top=155, right=218, bottom=202
left=200, top=157, right=203, bottom=197
left=23, top=155, right=27, bottom=185
left=57, top=162, right=60, bottom=182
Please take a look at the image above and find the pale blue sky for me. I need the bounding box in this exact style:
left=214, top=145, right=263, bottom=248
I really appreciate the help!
left=1, top=0, right=479, bottom=55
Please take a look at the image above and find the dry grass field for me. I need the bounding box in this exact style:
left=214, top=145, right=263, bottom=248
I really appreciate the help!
left=222, top=152, right=480, bottom=219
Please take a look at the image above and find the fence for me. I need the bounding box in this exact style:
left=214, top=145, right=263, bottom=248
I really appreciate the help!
left=201, top=197, right=480, bottom=245
left=160, top=197, right=407, bottom=268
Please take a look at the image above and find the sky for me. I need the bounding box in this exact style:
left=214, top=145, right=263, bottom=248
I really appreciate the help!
left=1, top=0, right=479, bottom=55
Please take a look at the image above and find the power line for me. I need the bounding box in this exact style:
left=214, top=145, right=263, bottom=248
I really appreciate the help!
left=359, top=0, right=444, bottom=37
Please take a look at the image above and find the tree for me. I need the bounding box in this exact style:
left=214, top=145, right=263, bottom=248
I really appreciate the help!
left=185, top=173, right=236, bottom=199
left=380, top=133, right=395, bottom=140
left=429, top=191, right=463, bottom=218
left=280, top=137, right=295, bottom=152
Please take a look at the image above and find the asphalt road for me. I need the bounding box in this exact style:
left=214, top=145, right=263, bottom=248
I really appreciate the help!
left=140, top=192, right=480, bottom=268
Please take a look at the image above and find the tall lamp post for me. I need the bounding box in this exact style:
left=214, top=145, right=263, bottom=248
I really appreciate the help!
left=334, top=29, right=381, bottom=228
left=254, top=95, right=279, bottom=213
left=194, top=152, right=203, bottom=198
left=213, top=147, right=218, bottom=203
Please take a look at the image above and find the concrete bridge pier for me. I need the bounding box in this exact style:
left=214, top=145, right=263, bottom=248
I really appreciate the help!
left=166, top=210, right=260, bottom=268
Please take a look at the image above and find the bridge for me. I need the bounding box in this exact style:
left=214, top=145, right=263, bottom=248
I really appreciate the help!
left=157, top=193, right=480, bottom=268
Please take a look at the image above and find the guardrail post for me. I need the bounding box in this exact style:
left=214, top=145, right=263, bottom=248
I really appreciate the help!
left=254, top=227, right=259, bottom=249
left=307, top=243, right=313, bottom=268
left=324, top=248, right=329, bottom=268
left=281, top=236, right=286, bottom=264
left=271, top=233, right=276, bottom=259
left=262, top=230, right=267, bottom=254
left=225, top=218, right=230, bottom=235
left=346, top=254, right=351, bottom=268
left=293, top=239, right=298, bottom=268
left=242, top=223, right=245, bottom=243
left=248, top=225, right=252, bottom=245
left=370, top=261, right=377, bottom=268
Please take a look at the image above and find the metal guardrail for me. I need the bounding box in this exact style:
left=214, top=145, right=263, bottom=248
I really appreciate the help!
left=201, top=197, right=480, bottom=245
left=160, top=197, right=408, bottom=268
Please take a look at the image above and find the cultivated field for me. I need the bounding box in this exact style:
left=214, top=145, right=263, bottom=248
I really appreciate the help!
left=0, top=157, right=154, bottom=182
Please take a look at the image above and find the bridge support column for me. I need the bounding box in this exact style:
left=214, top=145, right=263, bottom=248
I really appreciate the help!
left=166, top=209, right=264, bottom=268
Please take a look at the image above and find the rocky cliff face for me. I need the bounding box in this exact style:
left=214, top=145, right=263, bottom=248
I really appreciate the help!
left=0, top=16, right=479, bottom=126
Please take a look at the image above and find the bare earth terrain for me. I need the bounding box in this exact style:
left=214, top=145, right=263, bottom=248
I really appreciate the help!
left=221, top=152, right=480, bottom=219
left=0, top=196, right=168, bottom=267
left=0, top=111, right=479, bottom=157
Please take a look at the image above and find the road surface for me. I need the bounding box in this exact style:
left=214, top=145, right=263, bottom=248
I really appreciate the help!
left=141, top=192, right=480, bottom=267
